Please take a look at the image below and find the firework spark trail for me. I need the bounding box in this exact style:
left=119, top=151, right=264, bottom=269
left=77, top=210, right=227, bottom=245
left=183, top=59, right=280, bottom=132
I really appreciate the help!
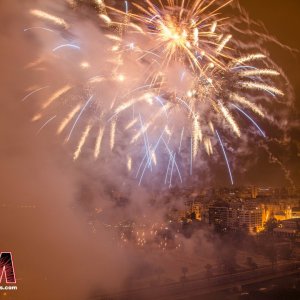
left=152, top=151, right=157, bottom=166
left=216, top=130, right=234, bottom=185
left=162, top=138, right=182, bottom=183
left=132, top=104, right=135, bottom=120
left=125, top=118, right=138, bottom=130
left=218, top=101, right=241, bottom=137
left=36, top=115, right=56, bottom=135
left=52, top=44, right=81, bottom=52
left=259, top=142, right=295, bottom=188
left=94, top=126, right=104, bottom=159
left=169, top=152, right=176, bottom=188
left=42, top=86, right=71, bottom=109
left=136, top=152, right=148, bottom=179
left=32, top=113, right=42, bottom=122
left=110, top=119, right=117, bottom=150
left=232, top=104, right=266, bottom=138
left=178, top=127, right=184, bottom=152
left=24, top=27, right=54, bottom=33
left=239, top=81, right=284, bottom=96
left=30, top=9, right=68, bottom=28
left=138, top=114, right=152, bottom=170
left=216, top=34, right=232, bottom=53
left=239, top=69, right=280, bottom=77
left=88, top=76, right=105, bottom=84
left=139, top=129, right=165, bottom=185
left=231, top=65, right=257, bottom=71
left=192, top=115, right=202, bottom=159
left=190, top=137, right=193, bottom=176
left=21, top=86, right=49, bottom=102
left=176, top=97, right=196, bottom=118
left=144, top=120, right=153, bottom=168
left=57, top=105, right=81, bottom=135
left=131, top=105, right=168, bottom=144
left=109, top=97, right=143, bottom=122
left=154, top=96, right=168, bottom=118
left=204, top=138, right=213, bottom=155
left=73, top=124, right=91, bottom=160
left=230, top=93, right=264, bottom=117
left=138, top=143, right=155, bottom=185
left=235, top=54, right=266, bottom=65
left=138, top=144, right=155, bottom=185
left=127, top=155, right=132, bottom=171
left=67, top=95, right=94, bottom=142
left=164, top=152, right=173, bottom=185
left=124, top=1, right=129, bottom=14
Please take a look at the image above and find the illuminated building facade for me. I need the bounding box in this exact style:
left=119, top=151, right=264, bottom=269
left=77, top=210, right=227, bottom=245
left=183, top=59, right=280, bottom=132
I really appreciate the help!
left=273, top=218, right=300, bottom=238
left=238, top=208, right=263, bottom=233
left=208, top=201, right=263, bottom=233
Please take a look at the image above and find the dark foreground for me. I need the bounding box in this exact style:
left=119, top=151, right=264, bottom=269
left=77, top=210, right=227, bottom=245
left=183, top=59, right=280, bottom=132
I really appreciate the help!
left=91, top=261, right=300, bottom=300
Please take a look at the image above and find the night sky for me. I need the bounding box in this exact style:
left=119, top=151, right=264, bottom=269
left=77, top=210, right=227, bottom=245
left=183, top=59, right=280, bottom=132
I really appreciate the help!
left=241, top=0, right=300, bottom=109
left=240, top=0, right=300, bottom=186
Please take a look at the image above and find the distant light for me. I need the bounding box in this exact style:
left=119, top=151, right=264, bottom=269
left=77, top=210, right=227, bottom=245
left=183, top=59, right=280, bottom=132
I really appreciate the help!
left=80, top=62, right=90, bottom=69
left=118, top=74, right=125, bottom=82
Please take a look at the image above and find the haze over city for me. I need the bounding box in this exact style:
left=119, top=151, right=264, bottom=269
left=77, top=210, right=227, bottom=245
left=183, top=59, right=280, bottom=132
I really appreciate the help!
left=0, top=1, right=299, bottom=300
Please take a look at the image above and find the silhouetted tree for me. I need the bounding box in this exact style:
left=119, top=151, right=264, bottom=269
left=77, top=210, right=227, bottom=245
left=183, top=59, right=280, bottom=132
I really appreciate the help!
left=246, top=257, right=257, bottom=270
left=190, top=211, right=196, bottom=220
left=180, top=266, right=188, bottom=287
left=221, top=247, right=237, bottom=273
left=181, top=266, right=188, bottom=278
left=264, top=217, right=278, bottom=233
left=154, top=266, right=164, bottom=283
left=266, top=244, right=278, bottom=269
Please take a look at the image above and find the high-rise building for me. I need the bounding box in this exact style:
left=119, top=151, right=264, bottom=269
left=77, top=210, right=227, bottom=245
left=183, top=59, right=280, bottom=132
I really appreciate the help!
left=292, top=207, right=300, bottom=218
left=238, top=207, right=263, bottom=233
left=208, top=201, right=263, bottom=233
left=251, top=186, right=258, bottom=199
left=185, top=199, right=202, bottom=220
left=208, top=201, right=230, bottom=229
left=273, top=218, right=300, bottom=238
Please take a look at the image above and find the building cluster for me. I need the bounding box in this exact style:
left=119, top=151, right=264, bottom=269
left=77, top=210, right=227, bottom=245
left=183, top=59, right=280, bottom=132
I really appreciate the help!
left=167, top=186, right=300, bottom=235
left=273, top=218, right=300, bottom=238
left=208, top=201, right=263, bottom=233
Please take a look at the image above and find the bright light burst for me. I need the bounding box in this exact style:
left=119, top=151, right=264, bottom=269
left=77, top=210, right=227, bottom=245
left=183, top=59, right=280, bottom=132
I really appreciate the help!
left=24, top=0, right=290, bottom=186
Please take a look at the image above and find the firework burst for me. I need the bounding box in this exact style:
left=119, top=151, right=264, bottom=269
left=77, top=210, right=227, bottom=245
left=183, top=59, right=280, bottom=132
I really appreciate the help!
left=23, top=0, right=291, bottom=186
